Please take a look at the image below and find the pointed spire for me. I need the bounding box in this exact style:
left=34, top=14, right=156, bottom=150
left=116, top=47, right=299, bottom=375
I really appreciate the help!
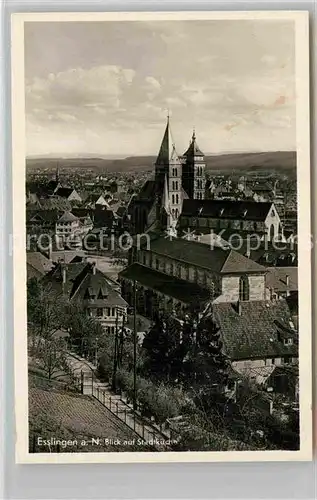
left=183, top=127, right=204, bottom=157
left=162, top=174, right=170, bottom=214
left=155, top=115, right=181, bottom=166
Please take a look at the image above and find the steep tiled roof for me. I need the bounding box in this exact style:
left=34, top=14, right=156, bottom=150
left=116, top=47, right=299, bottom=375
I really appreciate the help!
left=119, top=263, right=211, bottom=305
left=27, top=252, right=53, bottom=274
left=265, top=267, right=298, bottom=293
left=27, top=262, right=43, bottom=280
left=213, top=299, right=298, bottom=360
left=144, top=235, right=266, bottom=274
left=43, top=262, right=126, bottom=307
left=55, top=187, right=76, bottom=198
left=26, top=209, right=61, bottom=224
left=71, top=268, right=127, bottom=307
left=57, top=211, right=78, bottom=223
left=181, top=199, right=273, bottom=221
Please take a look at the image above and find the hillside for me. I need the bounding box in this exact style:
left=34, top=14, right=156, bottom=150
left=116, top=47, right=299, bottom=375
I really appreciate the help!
left=26, top=151, right=296, bottom=175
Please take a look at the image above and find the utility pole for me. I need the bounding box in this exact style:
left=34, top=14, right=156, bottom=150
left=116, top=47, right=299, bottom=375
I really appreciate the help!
left=112, top=308, right=119, bottom=390
left=133, top=280, right=137, bottom=412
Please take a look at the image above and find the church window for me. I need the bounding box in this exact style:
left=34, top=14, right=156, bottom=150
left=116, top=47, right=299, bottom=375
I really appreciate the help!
left=175, top=181, right=178, bottom=190
left=176, top=194, right=179, bottom=204
left=239, top=276, right=250, bottom=301
left=175, top=208, right=179, bottom=218
left=172, top=194, right=175, bottom=204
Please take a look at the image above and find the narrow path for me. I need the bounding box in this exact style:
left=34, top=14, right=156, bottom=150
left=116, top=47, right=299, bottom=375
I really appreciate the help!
left=66, top=351, right=173, bottom=451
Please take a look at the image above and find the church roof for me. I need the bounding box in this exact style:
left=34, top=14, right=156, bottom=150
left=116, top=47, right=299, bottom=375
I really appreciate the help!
left=119, top=263, right=211, bottom=305
left=181, top=199, right=274, bottom=221
left=143, top=235, right=266, bottom=274
left=183, top=130, right=204, bottom=157
left=155, top=118, right=181, bottom=166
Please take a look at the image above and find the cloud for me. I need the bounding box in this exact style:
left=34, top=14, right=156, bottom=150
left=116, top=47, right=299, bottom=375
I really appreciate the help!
left=25, top=20, right=296, bottom=155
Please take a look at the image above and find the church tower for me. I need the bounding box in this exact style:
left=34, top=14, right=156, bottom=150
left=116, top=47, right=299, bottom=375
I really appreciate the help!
left=154, top=116, right=183, bottom=227
left=182, top=129, right=206, bottom=200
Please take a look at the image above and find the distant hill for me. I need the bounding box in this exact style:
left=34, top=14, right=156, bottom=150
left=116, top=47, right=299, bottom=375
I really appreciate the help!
left=26, top=151, right=296, bottom=175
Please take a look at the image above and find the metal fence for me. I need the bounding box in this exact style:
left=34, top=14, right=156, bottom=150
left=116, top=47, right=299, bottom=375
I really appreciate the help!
left=70, top=367, right=173, bottom=451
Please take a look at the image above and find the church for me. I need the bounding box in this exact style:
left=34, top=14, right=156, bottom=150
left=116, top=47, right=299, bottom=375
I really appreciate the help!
left=130, top=117, right=282, bottom=243
left=130, top=116, right=206, bottom=235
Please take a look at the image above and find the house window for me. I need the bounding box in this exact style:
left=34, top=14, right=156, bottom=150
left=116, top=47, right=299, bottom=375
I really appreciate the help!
left=106, top=307, right=111, bottom=316
left=283, top=356, right=291, bottom=364
left=96, top=308, right=103, bottom=317
left=239, top=275, right=250, bottom=301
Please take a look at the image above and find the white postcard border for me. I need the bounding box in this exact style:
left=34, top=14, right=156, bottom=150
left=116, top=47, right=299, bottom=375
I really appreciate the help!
left=11, top=10, right=312, bottom=464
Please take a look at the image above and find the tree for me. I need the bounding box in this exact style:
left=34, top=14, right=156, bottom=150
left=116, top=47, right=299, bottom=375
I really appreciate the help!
left=36, top=338, right=67, bottom=380
left=142, top=314, right=183, bottom=383
left=183, top=316, right=230, bottom=419
left=64, top=301, right=104, bottom=357
left=27, top=280, right=65, bottom=343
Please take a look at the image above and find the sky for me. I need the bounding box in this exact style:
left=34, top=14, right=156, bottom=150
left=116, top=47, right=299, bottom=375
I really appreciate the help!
left=24, top=20, right=296, bottom=157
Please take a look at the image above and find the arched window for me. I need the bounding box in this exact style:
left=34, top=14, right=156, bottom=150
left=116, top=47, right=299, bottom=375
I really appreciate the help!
left=175, top=208, right=179, bottom=218
left=239, top=275, right=250, bottom=301
left=172, top=194, right=175, bottom=204
left=175, top=181, right=178, bottom=190
left=176, top=194, right=179, bottom=204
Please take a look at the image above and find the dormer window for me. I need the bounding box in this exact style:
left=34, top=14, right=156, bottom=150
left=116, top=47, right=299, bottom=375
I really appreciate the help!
left=84, top=287, right=96, bottom=299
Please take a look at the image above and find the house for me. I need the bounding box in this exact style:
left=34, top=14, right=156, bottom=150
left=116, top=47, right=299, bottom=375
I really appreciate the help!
left=251, top=182, right=273, bottom=203
left=27, top=251, right=53, bottom=280
left=55, top=211, right=82, bottom=248
left=84, top=193, right=109, bottom=209
left=26, top=209, right=61, bottom=236
left=54, top=187, right=82, bottom=203
left=212, top=299, right=298, bottom=381
left=43, top=261, right=128, bottom=334
left=265, top=267, right=298, bottom=299
left=178, top=199, right=282, bottom=241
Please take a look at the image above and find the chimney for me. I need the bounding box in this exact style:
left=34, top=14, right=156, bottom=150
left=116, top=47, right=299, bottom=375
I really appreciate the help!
left=62, top=265, right=67, bottom=284
left=92, top=262, right=96, bottom=275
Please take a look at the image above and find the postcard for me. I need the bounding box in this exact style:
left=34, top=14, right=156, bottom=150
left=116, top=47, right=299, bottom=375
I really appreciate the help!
left=11, top=11, right=312, bottom=463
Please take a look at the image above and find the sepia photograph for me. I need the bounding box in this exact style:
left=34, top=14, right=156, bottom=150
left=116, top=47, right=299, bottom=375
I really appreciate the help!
left=11, top=11, right=312, bottom=463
